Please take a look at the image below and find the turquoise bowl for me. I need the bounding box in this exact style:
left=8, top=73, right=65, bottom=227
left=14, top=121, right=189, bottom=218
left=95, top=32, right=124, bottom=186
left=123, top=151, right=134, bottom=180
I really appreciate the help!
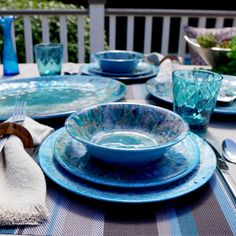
left=92, top=50, right=144, bottom=73
left=65, top=102, right=189, bottom=167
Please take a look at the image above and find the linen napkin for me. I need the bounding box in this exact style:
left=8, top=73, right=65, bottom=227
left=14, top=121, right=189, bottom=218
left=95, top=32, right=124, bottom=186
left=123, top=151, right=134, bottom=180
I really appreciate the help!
left=146, top=52, right=182, bottom=82
left=0, top=117, right=54, bottom=226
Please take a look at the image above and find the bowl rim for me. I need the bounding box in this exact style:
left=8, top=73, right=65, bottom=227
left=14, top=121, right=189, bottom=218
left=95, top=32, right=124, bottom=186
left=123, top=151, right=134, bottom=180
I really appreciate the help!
left=65, top=102, right=189, bottom=152
left=92, top=50, right=145, bottom=62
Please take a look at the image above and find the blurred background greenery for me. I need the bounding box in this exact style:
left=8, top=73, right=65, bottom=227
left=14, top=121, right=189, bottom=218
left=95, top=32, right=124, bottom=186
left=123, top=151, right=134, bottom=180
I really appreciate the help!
left=0, top=0, right=91, bottom=62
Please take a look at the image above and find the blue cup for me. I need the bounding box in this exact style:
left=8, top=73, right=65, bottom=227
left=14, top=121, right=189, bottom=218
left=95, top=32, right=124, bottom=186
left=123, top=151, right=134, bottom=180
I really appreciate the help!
left=172, top=69, right=223, bottom=132
left=34, top=43, right=63, bottom=76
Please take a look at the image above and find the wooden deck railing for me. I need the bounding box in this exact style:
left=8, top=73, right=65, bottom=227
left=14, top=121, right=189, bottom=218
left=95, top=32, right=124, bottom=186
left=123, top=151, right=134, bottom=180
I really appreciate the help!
left=1, top=0, right=236, bottom=64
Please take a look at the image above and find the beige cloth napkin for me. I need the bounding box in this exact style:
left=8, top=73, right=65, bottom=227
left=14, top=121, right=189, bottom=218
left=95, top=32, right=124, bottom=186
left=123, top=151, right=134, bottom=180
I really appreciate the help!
left=0, top=117, right=54, bottom=226
left=146, top=52, right=182, bottom=82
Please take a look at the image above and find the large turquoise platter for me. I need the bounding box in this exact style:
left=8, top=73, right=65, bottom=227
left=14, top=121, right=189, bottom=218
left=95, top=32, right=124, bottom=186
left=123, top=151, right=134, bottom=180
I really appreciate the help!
left=54, top=129, right=200, bottom=188
left=0, top=75, right=127, bottom=120
left=38, top=128, right=216, bottom=203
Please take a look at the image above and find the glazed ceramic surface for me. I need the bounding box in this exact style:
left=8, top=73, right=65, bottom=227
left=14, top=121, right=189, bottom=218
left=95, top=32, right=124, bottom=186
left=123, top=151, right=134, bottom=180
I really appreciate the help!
left=80, top=63, right=158, bottom=82
left=54, top=129, right=200, bottom=188
left=145, top=76, right=236, bottom=115
left=65, top=102, right=189, bottom=167
left=92, top=50, right=144, bottom=73
left=38, top=128, right=216, bottom=203
left=0, top=75, right=127, bottom=120
left=88, top=62, right=152, bottom=77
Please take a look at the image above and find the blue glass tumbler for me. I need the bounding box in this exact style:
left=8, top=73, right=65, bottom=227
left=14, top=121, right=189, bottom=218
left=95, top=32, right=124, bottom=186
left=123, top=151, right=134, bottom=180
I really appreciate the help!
left=0, top=15, right=19, bottom=76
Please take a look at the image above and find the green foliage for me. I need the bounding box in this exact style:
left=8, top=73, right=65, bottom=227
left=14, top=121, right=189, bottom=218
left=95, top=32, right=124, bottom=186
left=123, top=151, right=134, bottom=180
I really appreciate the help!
left=212, top=36, right=236, bottom=75
left=196, top=34, right=236, bottom=75
left=0, top=0, right=99, bottom=63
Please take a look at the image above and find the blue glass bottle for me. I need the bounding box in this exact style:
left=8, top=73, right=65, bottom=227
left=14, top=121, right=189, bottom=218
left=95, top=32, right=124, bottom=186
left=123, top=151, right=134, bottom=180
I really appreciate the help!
left=0, top=15, right=19, bottom=76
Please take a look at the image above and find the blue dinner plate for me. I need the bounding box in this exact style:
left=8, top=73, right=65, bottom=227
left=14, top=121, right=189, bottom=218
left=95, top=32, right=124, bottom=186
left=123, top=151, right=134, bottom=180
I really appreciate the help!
left=88, top=62, right=152, bottom=77
left=145, top=76, right=236, bottom=115
left=80, top=63, right=158, bottom=82
left=38, top=128, right=216, bottom=203
left=54, top=129, right=200, bottom=188
left=0, top=75, right=127, bottom=120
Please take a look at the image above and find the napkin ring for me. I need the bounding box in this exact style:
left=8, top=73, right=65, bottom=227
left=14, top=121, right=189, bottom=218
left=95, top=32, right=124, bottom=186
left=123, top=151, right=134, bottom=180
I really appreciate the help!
left=0, top=122, right=34, bottom=148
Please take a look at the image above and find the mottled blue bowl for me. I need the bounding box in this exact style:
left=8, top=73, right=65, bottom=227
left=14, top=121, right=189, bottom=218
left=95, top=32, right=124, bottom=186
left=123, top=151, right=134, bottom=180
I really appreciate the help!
left=65, top=103, right=189, bottom=167
left=92, top=50, right=144, bottom=73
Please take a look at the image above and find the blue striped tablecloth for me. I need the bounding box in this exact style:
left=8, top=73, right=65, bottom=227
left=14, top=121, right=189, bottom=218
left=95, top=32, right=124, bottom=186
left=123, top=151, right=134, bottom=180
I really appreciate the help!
left=1, top=82, right=236, bottom=236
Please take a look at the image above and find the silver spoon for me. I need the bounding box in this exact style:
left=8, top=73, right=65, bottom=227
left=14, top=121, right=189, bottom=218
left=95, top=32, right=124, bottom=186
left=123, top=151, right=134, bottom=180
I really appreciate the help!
left=217, top=94, right=236, bottom=104
left=222, top=139, right=236, bottom=163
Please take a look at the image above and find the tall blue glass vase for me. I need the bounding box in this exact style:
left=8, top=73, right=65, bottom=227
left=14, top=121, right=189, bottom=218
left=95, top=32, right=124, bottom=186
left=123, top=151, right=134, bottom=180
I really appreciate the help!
left=0, top=15, right=19, bottom=76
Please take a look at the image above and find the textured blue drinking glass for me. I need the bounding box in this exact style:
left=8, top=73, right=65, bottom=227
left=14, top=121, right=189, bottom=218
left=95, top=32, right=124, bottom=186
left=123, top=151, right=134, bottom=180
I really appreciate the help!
left=172, top=69, right=223, bottom=132
left=0, top=15, right=19, bottom=76
left=34, top=43, right=63, bottom=76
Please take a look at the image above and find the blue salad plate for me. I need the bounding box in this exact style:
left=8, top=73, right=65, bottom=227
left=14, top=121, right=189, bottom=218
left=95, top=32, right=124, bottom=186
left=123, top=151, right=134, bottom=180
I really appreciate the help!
left=54, top=129, right=200, bottom=188
left=80, top=63, right=158, bottom=82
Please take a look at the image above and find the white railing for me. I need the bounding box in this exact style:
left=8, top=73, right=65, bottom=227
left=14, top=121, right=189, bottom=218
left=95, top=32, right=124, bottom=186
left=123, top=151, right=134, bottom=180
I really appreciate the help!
left=1, top=2, right=236, bottom=64
left=105, top=9, right=236, bottom=61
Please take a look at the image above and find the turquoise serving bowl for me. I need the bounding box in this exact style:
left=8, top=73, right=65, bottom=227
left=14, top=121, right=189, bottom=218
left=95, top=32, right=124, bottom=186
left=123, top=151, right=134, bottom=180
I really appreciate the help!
left=65, top=102, right=189, bottom=167
left=92, top=50, right=144, bottom=73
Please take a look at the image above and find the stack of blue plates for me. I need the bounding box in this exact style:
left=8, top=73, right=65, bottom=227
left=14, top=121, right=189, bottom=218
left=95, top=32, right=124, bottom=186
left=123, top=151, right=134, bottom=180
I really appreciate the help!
left=80, top=62, right=159, bottom=82
left=38, top=127, right=216, bottom=203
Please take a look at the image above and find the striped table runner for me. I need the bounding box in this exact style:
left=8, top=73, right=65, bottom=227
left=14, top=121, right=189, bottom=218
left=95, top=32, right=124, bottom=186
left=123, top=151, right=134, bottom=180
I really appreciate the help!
left=1, top=82, right=236, bottom=235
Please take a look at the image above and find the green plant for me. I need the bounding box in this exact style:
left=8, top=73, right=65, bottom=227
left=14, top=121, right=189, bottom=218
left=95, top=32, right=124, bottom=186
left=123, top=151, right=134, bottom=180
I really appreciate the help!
left=0, top=0, right=106, bottom=63
left=195, top=34, right=236, bottom=75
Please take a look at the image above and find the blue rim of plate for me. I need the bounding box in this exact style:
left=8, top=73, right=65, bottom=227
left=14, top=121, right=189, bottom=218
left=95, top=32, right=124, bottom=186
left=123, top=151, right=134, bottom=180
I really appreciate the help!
left=38, top=128, right=216, bottom=203
left=145, top=77, right=236, bottom=115
left=54, top=128, right=200, bottom=188
left=88, top=62, right=152, bottom=77
left=0, top=75, right=127, bottom=121
left=80, top=63, right=159, bottom=82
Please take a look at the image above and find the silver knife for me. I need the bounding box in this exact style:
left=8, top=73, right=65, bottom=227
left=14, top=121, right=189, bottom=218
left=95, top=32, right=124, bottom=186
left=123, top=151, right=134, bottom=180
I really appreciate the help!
left=205, top=139, right=229, bottom=171
left=204, top=137, right=236, bottom=200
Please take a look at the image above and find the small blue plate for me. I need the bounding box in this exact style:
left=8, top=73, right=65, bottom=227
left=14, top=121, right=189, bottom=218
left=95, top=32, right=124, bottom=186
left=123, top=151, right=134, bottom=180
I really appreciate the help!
left=0, top=75, right=127, bottom=120
left=38, top=128, right=216, bottom=203
left=54, top=129, right=200, bottom=188
left=145, top=77, right=236, bottom=115
left=80, top=63, right=158, bottom=82
left=88, top=62, right=152, bottom=77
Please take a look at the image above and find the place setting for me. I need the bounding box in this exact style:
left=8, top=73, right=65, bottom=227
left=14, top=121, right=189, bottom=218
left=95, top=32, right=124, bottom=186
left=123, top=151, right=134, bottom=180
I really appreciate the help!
left=38, top=102, right=217, bottom=203
left=146, top=68, right=236, bottom=115
left=79, top=50, right=159, bottom=83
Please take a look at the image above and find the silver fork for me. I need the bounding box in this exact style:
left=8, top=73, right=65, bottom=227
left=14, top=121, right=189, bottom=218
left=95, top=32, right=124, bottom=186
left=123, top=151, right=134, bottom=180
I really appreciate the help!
left=12, top=100, right=26, bottom=125
left=0, top=101, right=26, bottom=152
